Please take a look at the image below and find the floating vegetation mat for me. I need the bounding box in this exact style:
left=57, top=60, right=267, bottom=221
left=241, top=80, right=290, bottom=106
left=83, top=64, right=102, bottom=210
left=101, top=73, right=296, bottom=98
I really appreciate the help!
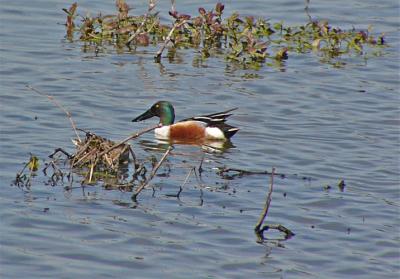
left=64, top=1, right=386, bottom=68
left=13, top=86, right=158, bottom=190
left=14, top=131, right=136, bottom=189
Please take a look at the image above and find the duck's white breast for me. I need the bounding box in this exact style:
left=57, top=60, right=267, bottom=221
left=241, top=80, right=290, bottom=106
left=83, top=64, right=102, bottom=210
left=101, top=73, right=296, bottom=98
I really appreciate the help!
left=155, top=126, right=170, bottom=139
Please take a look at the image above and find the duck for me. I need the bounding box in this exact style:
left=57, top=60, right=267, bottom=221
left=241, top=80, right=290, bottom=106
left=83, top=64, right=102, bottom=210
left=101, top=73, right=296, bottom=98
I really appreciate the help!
left=132, top=101, right=239, bottom=143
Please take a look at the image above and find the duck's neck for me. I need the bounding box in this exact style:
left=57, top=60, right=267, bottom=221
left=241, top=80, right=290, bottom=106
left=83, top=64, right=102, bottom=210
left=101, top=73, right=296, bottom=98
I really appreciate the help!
left=159, top=106, right=175, bottom=126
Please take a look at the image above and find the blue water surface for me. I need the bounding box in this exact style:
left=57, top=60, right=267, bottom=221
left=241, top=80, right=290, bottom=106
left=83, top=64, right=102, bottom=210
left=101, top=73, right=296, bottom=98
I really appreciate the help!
left=0, top=0, right=399, bottom=278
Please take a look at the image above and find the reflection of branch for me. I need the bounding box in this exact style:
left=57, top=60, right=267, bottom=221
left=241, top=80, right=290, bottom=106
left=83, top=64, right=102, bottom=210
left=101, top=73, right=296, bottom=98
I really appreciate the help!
left=132, top=146, right=173, bottom=201
left=254, top=168, right=294, bottom=242
left=166, top=167, right=194, bottom=198
left=198, top=154, right=205, bottom=175
left=218, top=167, right=270, bottom=176
left=49, top=148, right=73, bottom=159
left=154, top=19, right=187, bottom=62
left=26, top=85, right=81, bottom=143
left=126, top=0, right=156, bottom=46
left=217, top=167, right=285, bottom=179
left=199, top=188, right=203, bottom=206
left=217, top=166, right=312, bottom=181
left=259, top=224, right=295, bottom=238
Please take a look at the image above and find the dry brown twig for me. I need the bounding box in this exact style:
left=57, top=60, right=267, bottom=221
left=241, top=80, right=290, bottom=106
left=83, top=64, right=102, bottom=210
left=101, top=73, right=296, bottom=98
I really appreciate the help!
left=254, top=167, right=294, bottom=241
left=26, top=85, right=81, bottom=143
left=71, top=132, right=130, bottom=170
left=165, top=166, right=194, bottom=198
left=255, top=168, right=276, bottom=232
left=154, top=19, right=187, bottom=62
left=132, top=146, right=173, bottom=201
left=126, top=0, right=157, bottom=46
left=217, top=167, right=271, bottom=177
left=97, top=124, right=159, bottom=159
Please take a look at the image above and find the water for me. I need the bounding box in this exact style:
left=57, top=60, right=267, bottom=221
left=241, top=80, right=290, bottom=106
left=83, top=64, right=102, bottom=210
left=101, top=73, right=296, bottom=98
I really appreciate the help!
left=1, top=0, right=399, bottom=278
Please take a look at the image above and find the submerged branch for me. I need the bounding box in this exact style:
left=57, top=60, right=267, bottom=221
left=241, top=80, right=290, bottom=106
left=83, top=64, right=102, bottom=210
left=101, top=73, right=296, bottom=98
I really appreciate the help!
left=216, top=166, right=314, bottom=181
left=259, top=224, right=294, bottom=237
left=218, top=167, right=271, bottom=176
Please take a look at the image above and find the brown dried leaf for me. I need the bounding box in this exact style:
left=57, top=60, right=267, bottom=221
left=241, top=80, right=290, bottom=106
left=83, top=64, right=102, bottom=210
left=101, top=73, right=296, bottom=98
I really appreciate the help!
left=116, top=0, right=129, bottom=20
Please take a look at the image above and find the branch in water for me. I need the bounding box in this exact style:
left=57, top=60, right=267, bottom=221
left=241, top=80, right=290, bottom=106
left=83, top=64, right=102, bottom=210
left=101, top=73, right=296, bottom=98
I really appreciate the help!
left=132, top=146, right=173, bottom=201
left=26, top=85, right=81, bottom=143
left=254, top=168, right=295, bottom=242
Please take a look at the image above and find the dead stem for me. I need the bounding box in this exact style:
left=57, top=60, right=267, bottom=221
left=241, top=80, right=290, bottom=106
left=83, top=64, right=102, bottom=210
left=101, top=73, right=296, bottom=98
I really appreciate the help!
left=218, top=167, right=271, bottom=176
left=127, top=146, right=138, bottom=171
left=98, top=124, right=159, bottom=158
left=154, top=19, right=187, bottom=62
left=71, top=137, right=93, bottom=163
left=88, top=163, right=95, bottom=183
left=304, top=0, right=313, bottom=23
left=165, top=167, right=194, bottom=198
left=198, top=153, right=205, bottom=175
left=126, top=0, right=157, bottom=46
left=255, top=168, right=275, bottom=232
left=199, top=188, right=204, bottom=206
left=181, top=167, right=194, bottom=188
left=132, top=146, right=173, bottom=201
left=254, top=167, right=294, bottom=241
left=48, top=148, right=73, bottom=159
left=72, top=147, right=97, bottom=168
left=26, top=85, right=81, bottom=143
left=259, top=224, right=295, bottom=238
left=216, top=167, right=313, bottom=180
left=170, top=0, right=176, bottom=14
left=14, top=161, right=30, bottom=188
left=13, top=154, right=40, bottom=189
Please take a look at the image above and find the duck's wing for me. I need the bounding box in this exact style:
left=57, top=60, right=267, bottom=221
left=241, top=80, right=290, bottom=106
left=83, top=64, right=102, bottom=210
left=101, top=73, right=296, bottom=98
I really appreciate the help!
left=179, top=108, right=239, bottom=139
left=179, top=107, right=238, bottom=125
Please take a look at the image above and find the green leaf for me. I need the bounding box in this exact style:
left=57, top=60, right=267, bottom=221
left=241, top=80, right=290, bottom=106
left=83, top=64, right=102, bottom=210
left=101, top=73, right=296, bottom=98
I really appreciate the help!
left=28, top=155, right=40, bottom=172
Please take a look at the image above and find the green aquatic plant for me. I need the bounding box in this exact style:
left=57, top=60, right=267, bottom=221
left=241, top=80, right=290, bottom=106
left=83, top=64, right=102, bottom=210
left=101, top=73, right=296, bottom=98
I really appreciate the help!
left=63, top=1, right=386, bottom=68
left=13, top=154, right=40, bottom=189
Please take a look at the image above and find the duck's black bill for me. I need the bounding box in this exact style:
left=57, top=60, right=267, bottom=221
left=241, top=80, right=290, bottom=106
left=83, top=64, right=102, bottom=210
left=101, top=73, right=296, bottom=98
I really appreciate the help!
left=132, top=109, right=155, bottom=122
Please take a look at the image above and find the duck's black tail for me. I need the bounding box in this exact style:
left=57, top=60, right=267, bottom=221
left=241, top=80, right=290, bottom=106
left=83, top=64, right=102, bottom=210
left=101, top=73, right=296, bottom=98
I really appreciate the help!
left=217, top=123, right=239, bottom=139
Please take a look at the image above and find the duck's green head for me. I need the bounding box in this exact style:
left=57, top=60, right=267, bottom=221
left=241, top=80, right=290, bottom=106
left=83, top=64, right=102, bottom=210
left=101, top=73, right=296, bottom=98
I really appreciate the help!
left=132, top=101, right=175, bottom=126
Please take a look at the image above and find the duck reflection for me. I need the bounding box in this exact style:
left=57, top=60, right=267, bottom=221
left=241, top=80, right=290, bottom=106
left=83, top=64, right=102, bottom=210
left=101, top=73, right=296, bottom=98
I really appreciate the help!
left=136, top=138, right=235, bottom=154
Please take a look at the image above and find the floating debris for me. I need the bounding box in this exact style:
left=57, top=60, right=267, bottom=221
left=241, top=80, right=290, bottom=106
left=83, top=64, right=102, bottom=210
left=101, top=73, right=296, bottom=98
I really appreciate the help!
left=338, top=179, right=346, bottom=192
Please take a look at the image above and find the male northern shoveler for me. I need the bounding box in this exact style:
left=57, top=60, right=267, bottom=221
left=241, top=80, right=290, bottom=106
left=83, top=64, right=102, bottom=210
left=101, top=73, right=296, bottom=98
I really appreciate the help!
left=132, top=101, right=239, bottom=142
